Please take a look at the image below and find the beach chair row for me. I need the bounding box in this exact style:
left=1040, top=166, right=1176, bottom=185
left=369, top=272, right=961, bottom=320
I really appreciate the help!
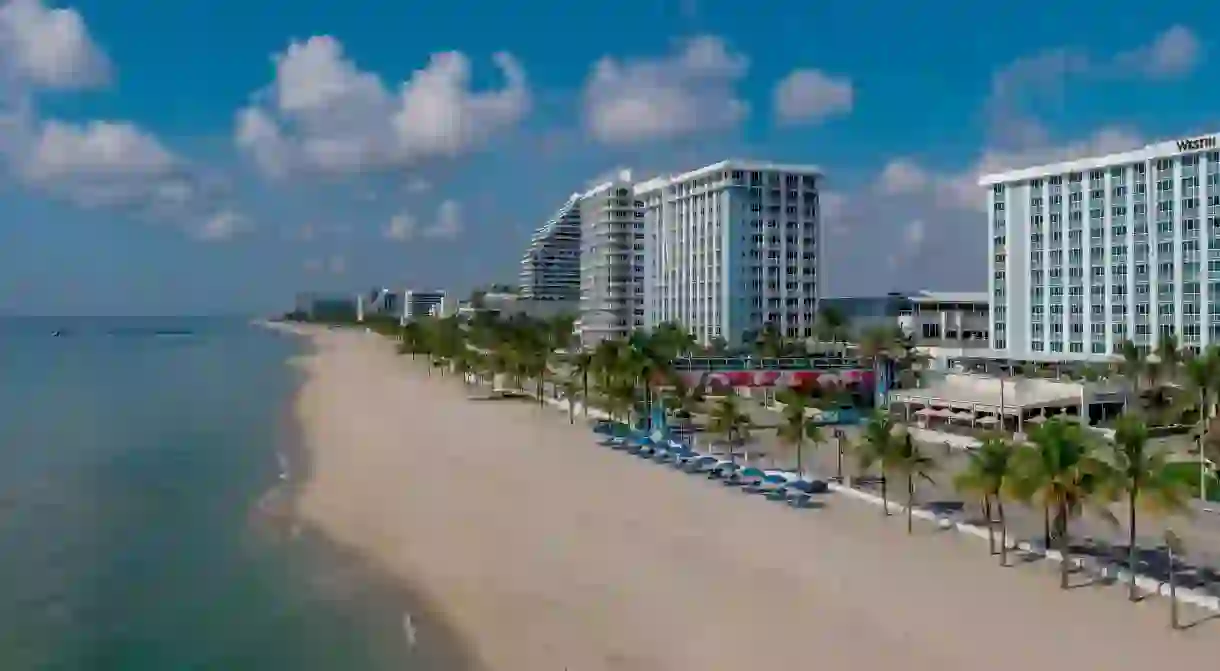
left=591, top=421, right=828, bottom=508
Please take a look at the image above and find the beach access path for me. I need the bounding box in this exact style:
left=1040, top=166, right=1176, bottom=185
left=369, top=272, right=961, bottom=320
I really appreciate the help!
left=289, top=325, right=1220, bottom=670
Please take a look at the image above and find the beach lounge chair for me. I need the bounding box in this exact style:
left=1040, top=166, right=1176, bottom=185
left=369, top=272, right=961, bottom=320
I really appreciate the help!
left=707, top=461, right=739, bottom=480
left=754, top=473, right=794, bottom=496
left=653, top=446, right=688, bottom=463
left=776, top=481, right=807, bottom=504
left=725, top=467, right=766, bottom=487
left=667, top=450, right=700, bottom=468
left=668, top=453, right=696, bottom=468
left=684, top=455, right=720, bottom=473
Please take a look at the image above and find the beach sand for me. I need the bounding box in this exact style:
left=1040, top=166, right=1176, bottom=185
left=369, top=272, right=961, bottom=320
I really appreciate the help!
left=287, top=324, right=1220, bottom=670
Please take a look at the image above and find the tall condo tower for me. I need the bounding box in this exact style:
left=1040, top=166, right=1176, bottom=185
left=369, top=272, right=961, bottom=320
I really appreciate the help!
left=635, top=160, right=823, bottom=346
left=577, top=171, right=645, bottom=345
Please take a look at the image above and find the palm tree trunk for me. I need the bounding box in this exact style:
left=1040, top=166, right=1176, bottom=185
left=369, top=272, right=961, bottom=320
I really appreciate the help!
left=983, top=496, right=995, bottom=555
left=1127, top=492, right=1139, bottom=601
left=582, top=373, right=589, bottom=418
left=1168, top=544, right=1180, bottom=629
left=1057, top=503, right=1071, bottom=589
left=836, top=436, right=844, bottom=482
left=795, top=436, right=804, bottom=476
left=880, top=475, right=889, bottom=516
left=906, top=474, right=914, bottom=533
left=997, top=498, right=1008, bottom=566
left=1043, top=506, right=1051, bottom=548
left=1200, top=390, right=1209, bottom=500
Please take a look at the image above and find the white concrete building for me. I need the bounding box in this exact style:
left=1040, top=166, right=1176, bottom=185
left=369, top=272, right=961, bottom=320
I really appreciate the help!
left=981, top=132, right=1220, bottom=360
left=519, top=194, right=581, bottom=312
left=577, top=171, right=646, bottom=345
left=636, top=160, right=823, bottom=346
left=402, top=290, right=447, bottom=324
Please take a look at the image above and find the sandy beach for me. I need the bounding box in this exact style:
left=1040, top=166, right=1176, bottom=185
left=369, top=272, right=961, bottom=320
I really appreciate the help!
left=285, top=324, right=1220, bottom=670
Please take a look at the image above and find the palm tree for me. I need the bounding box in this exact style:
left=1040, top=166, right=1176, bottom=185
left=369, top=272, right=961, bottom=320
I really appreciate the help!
left=754, top=322, right=785, bottom=358
left=775, top=389, right=823, bottom=475
left=854, top=412, right=901, bottom=515
left=890, top=428, right=937, bottom=533
left=569, top=351, right=594, bottom=418
left=815, top=305, right=850, bottom=348
left=708, top=392, right=752, bottom=461
left=557, top=374, right=582, bottom=424
left=1108, top=415, right=1195, bottom=600
left=954, top=435, right=1016, bottom=564
left=858, top=325, right=924, bottom=393
left=1009, top=418, right=1114, bottom=589
left=1179, top=345, right=1220, bottom=499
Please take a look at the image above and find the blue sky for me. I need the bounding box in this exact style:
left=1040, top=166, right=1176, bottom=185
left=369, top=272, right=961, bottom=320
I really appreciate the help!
left=0, top=0, right=1216, bottom=315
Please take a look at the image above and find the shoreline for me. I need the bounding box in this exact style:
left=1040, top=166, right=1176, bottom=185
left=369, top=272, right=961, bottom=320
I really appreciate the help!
left=263, top=321, right=483, bottom=669
left=281, top=323, right=1220, bottom=669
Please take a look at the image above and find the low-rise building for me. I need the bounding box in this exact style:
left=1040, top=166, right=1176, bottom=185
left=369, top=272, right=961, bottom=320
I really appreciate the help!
left=402, top=290, right=448, bottom=324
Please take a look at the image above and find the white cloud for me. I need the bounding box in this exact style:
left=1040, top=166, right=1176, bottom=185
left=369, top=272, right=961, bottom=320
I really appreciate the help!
left=422, top=199, right=462, bottom=239
left=383, top=200, right=462, bottom=241
left=875, top=159, right=929, bottom=195
left=819, top=190, right=848, bottom=235
left=887, top=219, right=927, bottom=268
left=195, top=210, right=249, bottom=241
left=986, top=27, right=1201, bottom=146
left=1118, top=25, right=1201, bottom=79
left=772, top=69, right=852, bottom=125
left=0, top=0, right=110, bottom=90
left=405, top=176, right=431, bottom=194
left=384, top=212, right=417, bottom=241
left=22, top=120, right=176, bottom=180
left=583, top=35, right=748, bottom=144
left=235, top=36, right=530, bottom=177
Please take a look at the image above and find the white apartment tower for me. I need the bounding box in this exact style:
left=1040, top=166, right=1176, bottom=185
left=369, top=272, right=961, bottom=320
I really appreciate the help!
left=578, top=171, right=646, bottom=345
left=981, top=132, right=1220, bottom=360
left=636, top=160, right=823, bottom=346
left=519, top=194, right=581, bottom=309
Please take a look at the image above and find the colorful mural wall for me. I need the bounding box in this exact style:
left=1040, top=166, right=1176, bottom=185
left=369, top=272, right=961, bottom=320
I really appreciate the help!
left=674, top=368, right=873, bottom=394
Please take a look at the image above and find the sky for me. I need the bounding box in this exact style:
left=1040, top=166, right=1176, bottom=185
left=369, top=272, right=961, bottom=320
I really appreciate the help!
left=0, top=0, right=1217, bottom=315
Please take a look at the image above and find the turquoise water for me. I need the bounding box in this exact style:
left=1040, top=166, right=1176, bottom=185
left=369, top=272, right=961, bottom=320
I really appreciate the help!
left=0, top=318, right=472, bottom=670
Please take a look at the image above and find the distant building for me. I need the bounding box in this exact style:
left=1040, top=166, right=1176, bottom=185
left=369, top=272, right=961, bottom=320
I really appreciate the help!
left=295, top=292, right=359, bottom=321
left=818, top=293, right=913, bottom=336
left=899, top=291, right=991, bottom=364
left=519, top=194, right=581, bottom=315
left=820, top=291, right=992, bottom=367
left=402, top=290, right=447, bottom=324
left=458, top=292, right=573, bottom=321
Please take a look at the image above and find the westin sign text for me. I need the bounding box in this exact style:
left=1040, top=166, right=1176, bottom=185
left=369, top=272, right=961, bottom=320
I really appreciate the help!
left=1177, top=135, right=1217, bottom=152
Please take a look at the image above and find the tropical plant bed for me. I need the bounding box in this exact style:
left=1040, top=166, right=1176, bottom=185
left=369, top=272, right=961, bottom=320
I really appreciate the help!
left=1163, top=462, right=1220, bottom=502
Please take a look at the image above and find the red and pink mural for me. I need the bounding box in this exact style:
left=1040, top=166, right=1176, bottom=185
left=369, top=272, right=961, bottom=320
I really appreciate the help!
left=675, top=369, right=873, bottom=394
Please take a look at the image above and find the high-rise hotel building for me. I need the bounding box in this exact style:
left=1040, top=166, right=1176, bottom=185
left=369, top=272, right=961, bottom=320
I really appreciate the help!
left=518, top=194, right=581, bottom=311
left=981, top=132, right=1220, bottom=360
left=577, top=171, right=646, bottom=345
left=635, top=160, right=823, bottom=346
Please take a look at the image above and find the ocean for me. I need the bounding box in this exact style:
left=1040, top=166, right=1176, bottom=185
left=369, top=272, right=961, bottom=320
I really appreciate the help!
left=0, top=318, right=466, bottom=670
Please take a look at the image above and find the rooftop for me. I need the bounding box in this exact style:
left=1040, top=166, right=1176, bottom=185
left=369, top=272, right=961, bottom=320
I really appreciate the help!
left=634, top=159, right=824, bottom=193
left=909, top=290, right=990, bottom=304
left=978, top=131, right=1220, bottom=185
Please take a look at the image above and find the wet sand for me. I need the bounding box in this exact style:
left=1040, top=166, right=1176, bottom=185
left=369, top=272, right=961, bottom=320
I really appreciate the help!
left=285, top=323, right=1220, bottom=670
